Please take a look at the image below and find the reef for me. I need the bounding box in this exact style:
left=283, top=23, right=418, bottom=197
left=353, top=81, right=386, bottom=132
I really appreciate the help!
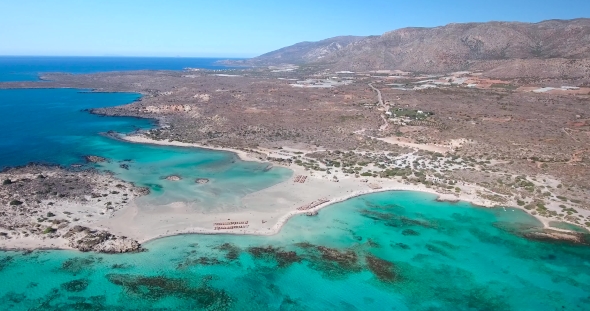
left=106, top=274, right=233, bottom=309
left=61, top=257, right=99, bottom=275
left=247, top=246, right=302, bottom=268
left=213, top=243, right=241, bottom=261
left=177, top=256, right=223, bottom=269
left=365, top=255, right=398, bottom=282
left=359, top=209, right=436, bottom=229
left=61, top=279, right=90, bottom=292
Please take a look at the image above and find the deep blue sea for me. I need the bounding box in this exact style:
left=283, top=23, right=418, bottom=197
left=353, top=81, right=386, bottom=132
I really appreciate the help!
left=1, top=58, right=590, bottom=310
left=0, top=56, right=239, bottom=81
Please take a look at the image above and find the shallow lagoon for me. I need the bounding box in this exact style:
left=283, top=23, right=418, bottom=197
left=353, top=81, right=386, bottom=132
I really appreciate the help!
left=1, top=191, right=590, bottom=310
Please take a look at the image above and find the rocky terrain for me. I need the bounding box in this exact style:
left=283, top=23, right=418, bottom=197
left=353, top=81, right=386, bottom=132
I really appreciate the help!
left=231, top=18, right=590, bottom=79
left=0, top=165, right=145, bottom=252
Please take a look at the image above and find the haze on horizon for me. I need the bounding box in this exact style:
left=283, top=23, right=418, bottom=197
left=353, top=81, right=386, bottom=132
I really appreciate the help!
left=1, top=0, right=589, bottom=58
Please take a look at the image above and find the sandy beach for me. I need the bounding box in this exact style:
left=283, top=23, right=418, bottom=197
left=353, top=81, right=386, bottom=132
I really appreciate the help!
left=2, top=134, right=584, bottom=251
left=99, top=134, right=563, bottom=243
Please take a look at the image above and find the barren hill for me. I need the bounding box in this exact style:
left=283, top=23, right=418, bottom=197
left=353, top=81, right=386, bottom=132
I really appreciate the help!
left=244, top=18, right=590, bottom=78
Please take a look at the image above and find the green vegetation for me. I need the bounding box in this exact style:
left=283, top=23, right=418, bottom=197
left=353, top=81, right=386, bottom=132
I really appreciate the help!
left=42, top=227, right=57, bottom=234
left=389, top=108, right=433, bottom=120
left=9, top=200, right=23, bottom=206
left=2, top=179, right=12, bottom=185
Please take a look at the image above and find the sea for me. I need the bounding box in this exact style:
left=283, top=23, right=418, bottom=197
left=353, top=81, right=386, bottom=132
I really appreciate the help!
left=0, top=57, right=590, bottom=310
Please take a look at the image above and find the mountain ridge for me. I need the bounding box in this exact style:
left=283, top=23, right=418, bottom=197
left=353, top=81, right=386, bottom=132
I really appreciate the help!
left=233, top=18, right=590, bottom=78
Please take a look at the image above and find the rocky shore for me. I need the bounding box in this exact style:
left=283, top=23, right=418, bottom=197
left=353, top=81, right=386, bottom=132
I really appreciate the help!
left=0, top=165, right=145, bottom=253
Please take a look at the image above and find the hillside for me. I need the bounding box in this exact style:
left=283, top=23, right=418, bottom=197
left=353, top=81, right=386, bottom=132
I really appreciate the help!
left=244, top=18, right=590, bottom=77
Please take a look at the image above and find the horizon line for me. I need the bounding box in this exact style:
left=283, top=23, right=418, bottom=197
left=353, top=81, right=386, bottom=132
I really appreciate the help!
left=0, top=55, right=251, bottom=59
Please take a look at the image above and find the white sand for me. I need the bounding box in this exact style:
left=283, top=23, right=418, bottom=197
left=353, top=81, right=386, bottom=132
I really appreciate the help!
left=94, top=134, right=513, bottom=244
left=2, top=135, right=579, bottom=250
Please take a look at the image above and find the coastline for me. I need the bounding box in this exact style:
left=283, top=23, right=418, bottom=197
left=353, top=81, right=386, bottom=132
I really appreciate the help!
left=120, top=134, right=266, bottom=164
left=2, top=134, right=585, bottom=252
left=113, top=134, right=581, bottom=242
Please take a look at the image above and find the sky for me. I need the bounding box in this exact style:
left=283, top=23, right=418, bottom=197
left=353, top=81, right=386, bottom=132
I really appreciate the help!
left=1, top=0, right=589, bottom=57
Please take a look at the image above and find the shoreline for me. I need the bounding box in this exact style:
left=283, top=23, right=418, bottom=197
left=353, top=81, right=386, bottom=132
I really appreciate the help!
left=120, top=134, right=266, bottom=164
left=2, top=134, right=586, bottom=252
left=117, top=135, right=585, bottom=242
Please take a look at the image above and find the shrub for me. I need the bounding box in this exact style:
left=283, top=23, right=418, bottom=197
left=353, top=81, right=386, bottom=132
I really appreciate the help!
left=2, top=179, right=12, bottom=185
left=43, top=227, right=56, bottom=234
left=47, top=212, right=55, bottom=217
left=9, top=200, right=23, bottom=206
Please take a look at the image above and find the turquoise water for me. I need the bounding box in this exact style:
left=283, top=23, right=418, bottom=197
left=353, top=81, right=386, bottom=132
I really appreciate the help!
left=1, top=191, right=590, bottom=310
left=0, top=56, right=240, bottom=81
left=0, top=88, right=290, bottom=209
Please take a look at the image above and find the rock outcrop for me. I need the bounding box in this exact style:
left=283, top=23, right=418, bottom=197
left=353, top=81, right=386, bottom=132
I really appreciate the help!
left=63, top=226, right=142, bottom=253
left=84, top=155, right=109, bottom=163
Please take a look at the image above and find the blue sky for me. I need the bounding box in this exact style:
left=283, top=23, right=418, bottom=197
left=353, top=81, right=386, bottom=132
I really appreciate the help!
left=1, top=0, right=589, bottom=57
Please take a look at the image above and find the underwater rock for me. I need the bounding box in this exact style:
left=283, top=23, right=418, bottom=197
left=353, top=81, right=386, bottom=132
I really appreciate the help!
left=402, top=229, right=420, bottom=236
left=106, top=274, right=233, bottom=309
left=425, top=244, right=452, bottom=258
left=61, top=257, right=97, bottom=275
left=83, top=155, right=109, bottom=163
left=316, top=246, right=358, bottom=269
left=0, top=256, right=14, bottom=272
left=119, top=163, right=129, bottom=170
left=247, top=246, right=301, bottom=267
left=366, top=239, right=380, bottom=248
left=195, top=178, right=209, bottom=184
left=214, top=243, right=241, bottom=261
left=177, top=257, right=223, bottom=269
left=61, top=279, right=89, bottom=292
left=366, top=255, right=398, bottom=282
left=394, top=242, right=411, bottom=249
left=164, top=175, right=182, bottom=181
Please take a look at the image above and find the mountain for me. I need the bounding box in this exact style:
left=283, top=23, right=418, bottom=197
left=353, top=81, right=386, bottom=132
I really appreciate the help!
left=242, top=19, right=590, bottom=77
left=251, top=36, right=367, bottom=65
